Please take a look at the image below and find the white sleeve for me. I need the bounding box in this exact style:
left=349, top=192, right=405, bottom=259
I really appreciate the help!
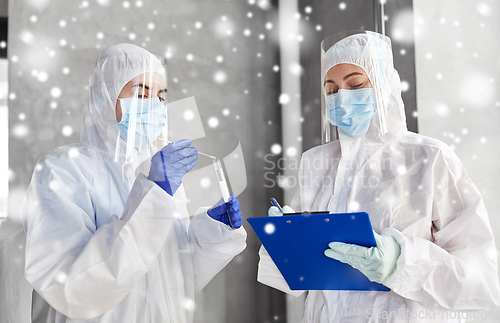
left=257, top=245, right=305, bottom=297
left=188, top=207, right=247, bottom=292
left=24, top=172, right=184, bottom=319
left=257, top=187, right=305, bottom=297
left=382, top=150, right=500, bottom=311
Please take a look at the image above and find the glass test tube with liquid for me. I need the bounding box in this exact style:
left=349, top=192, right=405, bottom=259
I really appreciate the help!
left=213, top=159, right=230, bottom=203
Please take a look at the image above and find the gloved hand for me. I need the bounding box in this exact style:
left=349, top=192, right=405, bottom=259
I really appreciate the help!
left=148, top=139, right=198, bottom=196
left=207, top=194, right=243, bottom=229
left=324, top=231, right=401, bottom=283
left=268, top=205, right=295, bottom=216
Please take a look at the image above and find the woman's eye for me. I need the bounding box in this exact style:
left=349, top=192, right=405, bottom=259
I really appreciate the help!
left=327, top=90, right=338, bottom=95
left=351, top=83, right=363, bottom=89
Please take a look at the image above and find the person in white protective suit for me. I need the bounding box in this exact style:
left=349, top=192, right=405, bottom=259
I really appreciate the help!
left=258, top=31, right=500, bottom=322
left=22, top=43, right=247, bottom=323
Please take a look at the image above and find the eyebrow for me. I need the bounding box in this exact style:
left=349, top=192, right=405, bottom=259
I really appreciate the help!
left=133, top=83, right=168, bottom=93
left=132, top=83, right=149, bottom=91
left=343, top=72, right=364, bottom=80
left=323, top=72, right=365, bottom=86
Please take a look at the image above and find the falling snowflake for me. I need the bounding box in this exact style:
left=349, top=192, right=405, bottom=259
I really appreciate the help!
left=271, top=144, right=282, bottom=155
left=51, top=87, right=62, bottom=98
left=37, top=71, right=49, bottom=82
left=400, top=81, right=409, bottom=92
left=200, top=177, right=211, bottom=188
left=264, top=223, right=275, bottom=234
left=183, top=110, right=194, bottom=121
left=12, top=124, right=29, bottom=138
left=62, top=126, right=73, bottom=137
left=214, top=71, right=227, bottom=84
left=208, top=117, right=219, bottom=128
left=279, top=93, right=290, bottom=104
left=286, top=147, right=297, bottom=157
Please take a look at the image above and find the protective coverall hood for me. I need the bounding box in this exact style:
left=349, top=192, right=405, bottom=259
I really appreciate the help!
left=321, top=32, right=410, bottom=214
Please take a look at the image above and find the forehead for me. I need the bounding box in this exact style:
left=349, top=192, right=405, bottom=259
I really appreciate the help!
left=127, top=72, right=165, bottom=88
left=325, top=63, right=367, bottom=80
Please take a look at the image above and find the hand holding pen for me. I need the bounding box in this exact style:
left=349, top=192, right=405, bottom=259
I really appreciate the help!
left=268, top=198, right=295, bottom=216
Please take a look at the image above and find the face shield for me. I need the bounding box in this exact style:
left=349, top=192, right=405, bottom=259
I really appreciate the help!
left=113, top=56, right=168, bottom=165
left=85, top=46, right=168, bottom=170
left=320, top=30, right=393, bottom=144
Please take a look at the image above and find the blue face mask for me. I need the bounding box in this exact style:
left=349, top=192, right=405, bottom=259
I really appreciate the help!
left=114, top=97, right=166, bottom=147
left=327, top=88, right=378, bottom=137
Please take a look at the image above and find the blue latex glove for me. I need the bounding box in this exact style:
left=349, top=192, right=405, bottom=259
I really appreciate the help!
left=148, top=139, right=199, bottom=196
left=207, top=194, right=243, bottom=229
left=268, top=205, right=295, bottom=216
left=324, top=231, right=401, bottom=283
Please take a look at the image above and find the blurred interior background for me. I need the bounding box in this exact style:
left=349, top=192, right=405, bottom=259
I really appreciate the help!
left=1, top=0, right=499, bottom=322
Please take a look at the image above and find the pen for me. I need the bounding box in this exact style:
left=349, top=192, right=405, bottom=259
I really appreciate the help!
left=270, top=197, right=283, bottom=213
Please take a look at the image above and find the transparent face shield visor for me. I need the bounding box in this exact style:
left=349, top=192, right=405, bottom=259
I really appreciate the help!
left=114, top=55, right=169, bottom=165
left=320, top=30, right=390, bottom=144
left=111, top=55, right=233, bottom=202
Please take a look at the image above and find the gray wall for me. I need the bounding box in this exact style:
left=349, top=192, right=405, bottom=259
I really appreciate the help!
left=0, top=0, right=7, bottom=18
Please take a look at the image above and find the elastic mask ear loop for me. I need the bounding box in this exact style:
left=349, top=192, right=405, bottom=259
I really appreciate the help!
left=366, top=34, right=389, bottom=136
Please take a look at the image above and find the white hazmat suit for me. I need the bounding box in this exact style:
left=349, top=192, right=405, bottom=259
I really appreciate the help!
left=22, top=43, right=247, bottom=323
left=258, top=32, right=500, bottom=322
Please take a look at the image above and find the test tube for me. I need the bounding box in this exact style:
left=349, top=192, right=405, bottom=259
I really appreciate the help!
left=213, top=159, right=230, bottom=203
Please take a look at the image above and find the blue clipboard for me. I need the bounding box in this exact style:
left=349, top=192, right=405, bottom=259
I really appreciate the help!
left=248, top=212, right=390, bottom=291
